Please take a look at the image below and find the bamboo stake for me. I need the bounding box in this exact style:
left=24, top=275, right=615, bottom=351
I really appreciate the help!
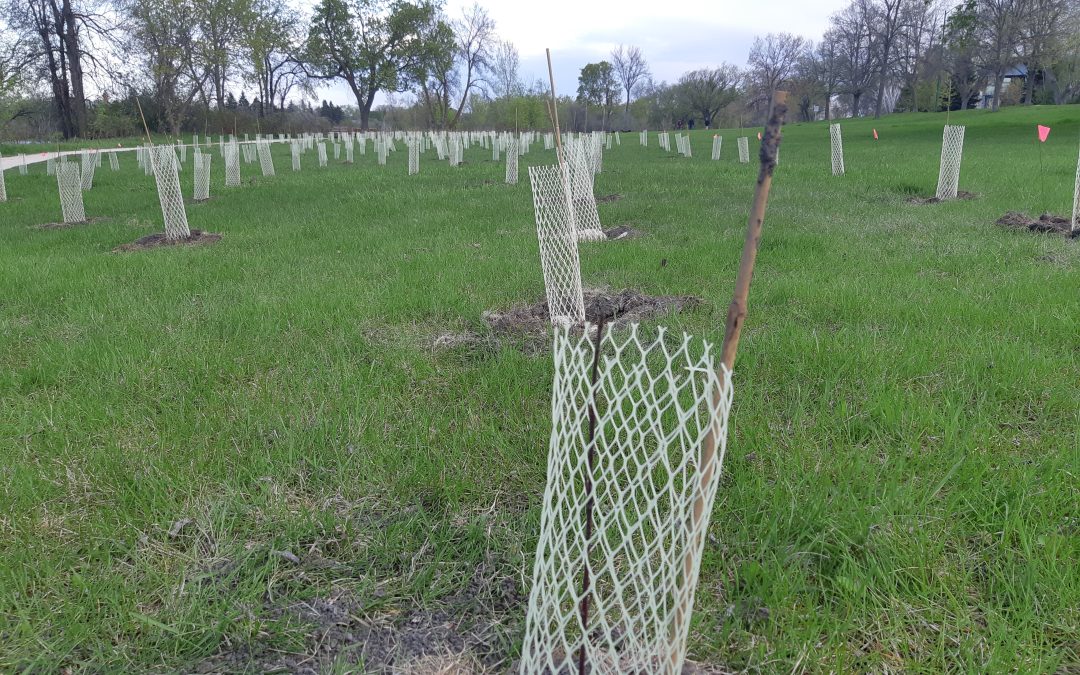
left=546, top=48, right=564, bottom=164
left=670, top=90, right=789, bottom=668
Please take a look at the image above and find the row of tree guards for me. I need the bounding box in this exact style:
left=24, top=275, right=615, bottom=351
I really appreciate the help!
left=0, top=77, right=1077, bottom=673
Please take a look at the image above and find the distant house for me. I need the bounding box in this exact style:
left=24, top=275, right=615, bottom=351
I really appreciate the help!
left=980, top=65, right=1027, bottom=109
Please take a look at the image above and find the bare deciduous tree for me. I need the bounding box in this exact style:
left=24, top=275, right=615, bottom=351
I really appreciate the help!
left=746, top=32, right=806, bottom=109
left=610, top=44, right=649, bottom=113
left=490, top=39, right=519, bottom=100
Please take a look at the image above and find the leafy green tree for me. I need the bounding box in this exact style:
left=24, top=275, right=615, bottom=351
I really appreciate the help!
left=576, top=61, right=618, bottom=130
left=304, top=0, right=439, bottom=129
left=677, top=65, right=741, bottom=129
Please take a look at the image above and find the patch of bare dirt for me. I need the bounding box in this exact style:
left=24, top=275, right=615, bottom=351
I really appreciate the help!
left=597, top=193, right=623, bottom=204
left=906, top=190, right=977, bottom=205
left=487, top=288, right=699, bottom=334
left=603, top=225, right=645, bottom=240
left=34, top=216, right=110, bottom=230
left=194, top=555, right=523, bottom=674
left=113, top=229, right=222, bottom=252
left=435, top=288, right=701, bottom=353
left=996, top=211, right=1078, bottom=237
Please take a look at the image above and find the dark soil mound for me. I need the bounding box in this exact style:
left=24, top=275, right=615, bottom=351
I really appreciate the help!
left=485, top=288, right=699, bottom=335
left=597, top=193, right=623, bottom=204
left=996, top=211, right=1078, bottom=237
left=436, top=288, right=701, bottom=353
left=603, top=225, right=645, bottom=240
left=114, top=229, right=222, bottom=252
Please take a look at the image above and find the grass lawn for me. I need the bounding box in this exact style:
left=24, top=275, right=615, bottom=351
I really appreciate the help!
left=1, top=105, right=1078, bottom=672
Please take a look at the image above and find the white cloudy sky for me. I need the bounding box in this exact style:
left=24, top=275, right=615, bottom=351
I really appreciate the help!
left=315, top=0, right=853, bottom=108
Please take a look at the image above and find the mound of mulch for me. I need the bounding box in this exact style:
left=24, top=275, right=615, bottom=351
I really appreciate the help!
left=597, top=193, right=623, bottom=204
left=34, top=216, right=110, bottom=230
left=436, top=288, right=701, bottom=352
left=996, top=211, right=1078, bottom=237
left=906, top=190, right=977, bottom=205
left=114, top=229, right=222, bottom=252
left=604, top=225, right=646, bottom=240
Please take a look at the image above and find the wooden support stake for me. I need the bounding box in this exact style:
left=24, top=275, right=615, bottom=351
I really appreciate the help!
left=671, top=90, right=789, bottom=667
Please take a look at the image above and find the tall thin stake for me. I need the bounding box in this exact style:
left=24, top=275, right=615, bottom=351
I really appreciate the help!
left=671, top=90, right=789, bottom=663
left=546, top=48, right=564, bottom=164
left=576, top=319, right=605, bottom=675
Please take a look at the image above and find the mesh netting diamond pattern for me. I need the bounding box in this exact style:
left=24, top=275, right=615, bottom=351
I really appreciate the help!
left=711, top=136, right=722, bottom=161
left=935, top=124, right=965, bottom=201
left=528, top=163, right=585, bottom=327
left=81, top=151, right=97, bottom=190
left=409, top=140, right=419, bottom=175
left=109, top=152, right=119, bottom=171
left=830, top=123, right=845, bottom=176
left=194, top=152, right=212, bottom=202
left=257, top=141, right=276, bottom=177
left=150, top=145, right=191, bottom=240
left=56, top=161, right=86, bottom=224
left=566, top=145, right=605, bottom=242
left=318, top=142, right=328, bottom=167
left=521, top=325, right=734, bottom=675
left=224, top=143, right=241, bottom=187
left=505, top=139, right=518, bottom=184
left=737, top=137, right=749, bottom=163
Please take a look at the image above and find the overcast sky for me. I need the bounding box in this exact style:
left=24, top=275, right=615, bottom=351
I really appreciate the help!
left=314, top=0, right=854, bottom=108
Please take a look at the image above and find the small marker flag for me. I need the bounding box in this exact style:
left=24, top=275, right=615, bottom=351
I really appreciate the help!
left=873, top=128, right=879, bottom=140
left=757, top=132, right=762, bottom=140
left=1037, top=125, right=1050, bottom=142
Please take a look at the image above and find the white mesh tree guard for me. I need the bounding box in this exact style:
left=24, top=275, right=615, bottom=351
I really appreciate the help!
left=333, top=142, right=341, bottom=160
left=47, top=156, right=56, bottom=175
left=737, top=137, right=750, bottom=163
left=318, top=142, right=328, bottom=167
left=19, top=155, right=27, bottom=175
left=830, top=123, right=845, bottom=176
left=639, top=130, right=647, bottom=147
left=506, top=140, right=519, bottom=184
left=615, top=132, right=620, bottom=146
left=345, top=140, right=354, bottom=163
left=377, top=138, right=387, bottom=165
left=528, top=163, right=586, bottom=327
left=109, top=152, right=119, bottom=171
left=56, top=161, right=86, bottom=224
left=567, top=146, right=606, bottom=242
left=493, top=138, right=501, bottom=161
left=179, top=143, right=187, bottom=164
left=358, top=137, right=367, bottom=156
left=711, top=136, right=722, bottom=160
left=0, top=156, right=7, bottom=203
left=408, top=140, right=419, bottom=175
left=150, top=144, right=191, bottom=240
left=521, top=324, right=734, bottom=675
left=291, top=143, right=302, bottom=171
left=935, top=125, right=965, bottom=201
left=194, top=152, right=212, bottom=202
left=224, top=143, right=241, bottom=187
left=1072, top=144, right=1079, bottom=234
left=257, top=140, right=275, bottom=177
left=80, top=151, right=97, bottom=190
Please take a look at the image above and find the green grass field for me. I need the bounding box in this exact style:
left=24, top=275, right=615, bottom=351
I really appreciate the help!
left=1, top=105, right=1078, bottom=673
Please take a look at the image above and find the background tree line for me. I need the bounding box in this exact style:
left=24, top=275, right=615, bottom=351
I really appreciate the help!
left=1, top=0, right=1078, bottom=141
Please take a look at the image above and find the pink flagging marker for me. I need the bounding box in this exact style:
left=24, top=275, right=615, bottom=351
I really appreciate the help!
left=873, top=129, right=879, bottom=140
left=1037, top=125, right=1051, bottom=142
